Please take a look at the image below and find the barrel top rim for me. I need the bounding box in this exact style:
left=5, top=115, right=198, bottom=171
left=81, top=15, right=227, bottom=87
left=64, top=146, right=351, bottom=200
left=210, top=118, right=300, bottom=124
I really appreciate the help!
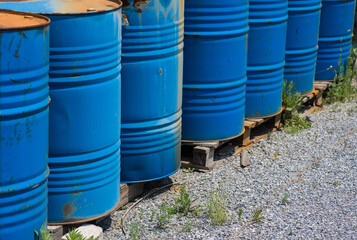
left=0, top=9, right=50, bottom=31
left=41, top=0, right=122, bottom=15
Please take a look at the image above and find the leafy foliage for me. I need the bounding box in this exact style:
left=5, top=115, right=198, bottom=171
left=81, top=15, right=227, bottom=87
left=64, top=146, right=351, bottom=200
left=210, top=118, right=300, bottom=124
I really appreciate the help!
left=325, top=47, right=357, bottom=103
left=282, top=80, right=311, bottom=134
left=65, top=229, right=94, bottom=240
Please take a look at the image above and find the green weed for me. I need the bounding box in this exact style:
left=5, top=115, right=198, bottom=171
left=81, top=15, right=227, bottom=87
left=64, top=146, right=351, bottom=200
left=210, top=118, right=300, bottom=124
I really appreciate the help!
left=65, top=229, right=93, bottom=240
left=347, top=106, right=357, bottom=116
left=281, top=194, right=290, bottom=205
left=181, top=219, right=194, bottom=232
left=332, top=180, right=341, bottom=186
left=171, top=186, right=192, bottom=216
left=251, top=208, right=265, bottom=224
left=183, top=168, right=194, bottom=173
left=238, top=209, right=243, bottom=222
left=128, top=222, right=142, bottom=240
left=157, top=203, right=173, bottom=228
left=149, top=210, right=156, bottom=221
left=325, top=48, right=357, bottom=104
left=207, top=185, right=229, bottom=226
left=282, top=80, right=311, bottom=134
left=35, top=225, right=54, bottom=240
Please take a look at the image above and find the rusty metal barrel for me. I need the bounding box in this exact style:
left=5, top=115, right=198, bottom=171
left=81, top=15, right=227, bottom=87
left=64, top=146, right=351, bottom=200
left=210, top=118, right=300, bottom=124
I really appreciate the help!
left=0, top=10, right=50, bottom=240
left=315, top=0, right=356, bottom=80
left=121, top=0, right=183, bottom=183
left=182, top=0, right=249, bottom=141
left=246, top=0, right=288, bottom=118
left=284, top=0, right=321, bottom=94
left=0, top=0, right=122, bottom=224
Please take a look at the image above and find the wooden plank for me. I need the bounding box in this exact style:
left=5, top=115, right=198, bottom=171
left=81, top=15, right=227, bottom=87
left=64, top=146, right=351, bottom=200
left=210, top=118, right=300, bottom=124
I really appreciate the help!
left=244, top=120, right=257, bottom=128
left=181, top=141, right=219, bottom=148
left=118, top=183, right=145, bottom=209
left=192, top=146, right=214, bottom=167
left=245, top=118, right=264, bottom=125
left=181, top=160, right=215, bottom=171
left=47, top=226, right=63, bottom=240
left=314, top=84, right=328, bottom=91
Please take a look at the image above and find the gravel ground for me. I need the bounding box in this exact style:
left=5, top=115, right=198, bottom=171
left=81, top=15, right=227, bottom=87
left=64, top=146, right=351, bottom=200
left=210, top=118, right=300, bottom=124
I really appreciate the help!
left=99, top=100, right=357, bottom=240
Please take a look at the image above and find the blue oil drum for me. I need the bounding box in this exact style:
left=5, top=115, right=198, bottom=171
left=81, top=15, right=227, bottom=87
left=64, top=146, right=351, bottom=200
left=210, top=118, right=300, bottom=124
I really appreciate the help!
left=315, top=0, right=356, bottom=80
left=121, top=0, right=183, bottom=183
left=246, top=0, right=288, bottom=118
left=0, top=0, right=122, bottom=224
left=0, top=10, right=50, bottom=240
left=284, top=0, right=321, bottom=94
left=182, top=0, right=249, bottom=141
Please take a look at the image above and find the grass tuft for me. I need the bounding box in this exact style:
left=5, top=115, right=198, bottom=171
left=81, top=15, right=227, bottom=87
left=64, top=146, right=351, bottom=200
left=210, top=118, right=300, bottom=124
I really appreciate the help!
left=251, top=208, right=265, bottom=224
left=128, top=222, right=142, bottom=240
left=206, top=185, right=229, bottom=226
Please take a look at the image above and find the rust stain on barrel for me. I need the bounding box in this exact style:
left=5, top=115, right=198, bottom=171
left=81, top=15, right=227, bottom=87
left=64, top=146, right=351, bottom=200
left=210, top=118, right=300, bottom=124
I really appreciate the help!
left=62, top=203, right=76, bottom=218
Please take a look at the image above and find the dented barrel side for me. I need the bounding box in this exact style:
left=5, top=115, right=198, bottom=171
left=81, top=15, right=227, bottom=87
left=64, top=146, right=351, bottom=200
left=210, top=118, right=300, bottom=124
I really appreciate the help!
left=121, top=0, right=183, bottom=183
left=0, top=10, right=50, bottom=240
left=315, top=0, right=356, bottom=80
left=246, top=0, right=288, bottom=118
left=47, top=8, right=122, bottom=224
left=284, top=0, right=321, bottom=94
left=182, top=0, right=249, bottom=141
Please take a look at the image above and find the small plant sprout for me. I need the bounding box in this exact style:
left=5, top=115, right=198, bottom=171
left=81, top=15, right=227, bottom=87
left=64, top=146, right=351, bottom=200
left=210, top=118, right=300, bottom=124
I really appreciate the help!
left=65, top=229, right=94, bottom=240
left=157, top=203, right=173, bottom=228
left=273, top=153, right=278, bottom=161
left=183, top=167, right=194, bottom=173
left=332, top=180, right=341, bottom=186
left=128, top=222, right=142, bottom=240
left=182, top=219, right=194, bottom=232
left=172, top=186, right=192, bottom=216
left=347, top=106, right=357, bottom=116
left=207, top=184, right=230, bottom=226
left=251, top=208, right=265, bottom=224
left=149, top=210, right=156, bottom=221
left=35, top=225, right=54, bottom=240
left=281, top=193, right=290, bottom=205
left=238, top=209, right=243, bottom=222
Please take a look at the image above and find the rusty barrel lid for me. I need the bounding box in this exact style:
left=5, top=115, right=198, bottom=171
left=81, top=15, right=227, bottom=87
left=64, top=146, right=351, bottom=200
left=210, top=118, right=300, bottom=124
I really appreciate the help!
left=0, top=9, right=50, bottom=30
left=0, top=0, right=122, bottom=15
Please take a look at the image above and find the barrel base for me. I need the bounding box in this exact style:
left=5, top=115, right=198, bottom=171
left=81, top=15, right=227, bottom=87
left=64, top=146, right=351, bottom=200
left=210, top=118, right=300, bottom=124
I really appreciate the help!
left=121, top=143, right=181, bottom=184
left=48, top=142, right=121, bottom=224
left=246, top=107, right=283, bottom=119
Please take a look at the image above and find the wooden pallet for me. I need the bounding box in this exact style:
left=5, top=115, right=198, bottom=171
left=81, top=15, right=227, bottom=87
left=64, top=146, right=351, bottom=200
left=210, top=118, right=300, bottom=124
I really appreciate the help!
left=181, top=81, right=334, bottom=170
left=301, top=81, right=333, bottom=106
left=181, top=108, right=283, bottom=170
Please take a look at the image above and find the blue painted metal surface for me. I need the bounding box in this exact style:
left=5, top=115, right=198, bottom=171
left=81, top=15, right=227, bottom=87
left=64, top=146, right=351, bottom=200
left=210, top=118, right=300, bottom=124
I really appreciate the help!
left=285, top=0, right=321, bottom=94
left=316, top=0, right=356, bottom=80
left=121, top=0, right=183, bottom=183
left=0, top=10, right=50, bottom=240
left=246, top=0, right=288, bottom=118
left=182, top=0, right=248, bottom=141
left=0, top=0, right=122, bottom=224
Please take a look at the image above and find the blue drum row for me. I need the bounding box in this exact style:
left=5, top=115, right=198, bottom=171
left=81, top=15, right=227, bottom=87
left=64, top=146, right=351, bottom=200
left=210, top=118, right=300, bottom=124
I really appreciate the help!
left=0, top=0, right=355, bottom=239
